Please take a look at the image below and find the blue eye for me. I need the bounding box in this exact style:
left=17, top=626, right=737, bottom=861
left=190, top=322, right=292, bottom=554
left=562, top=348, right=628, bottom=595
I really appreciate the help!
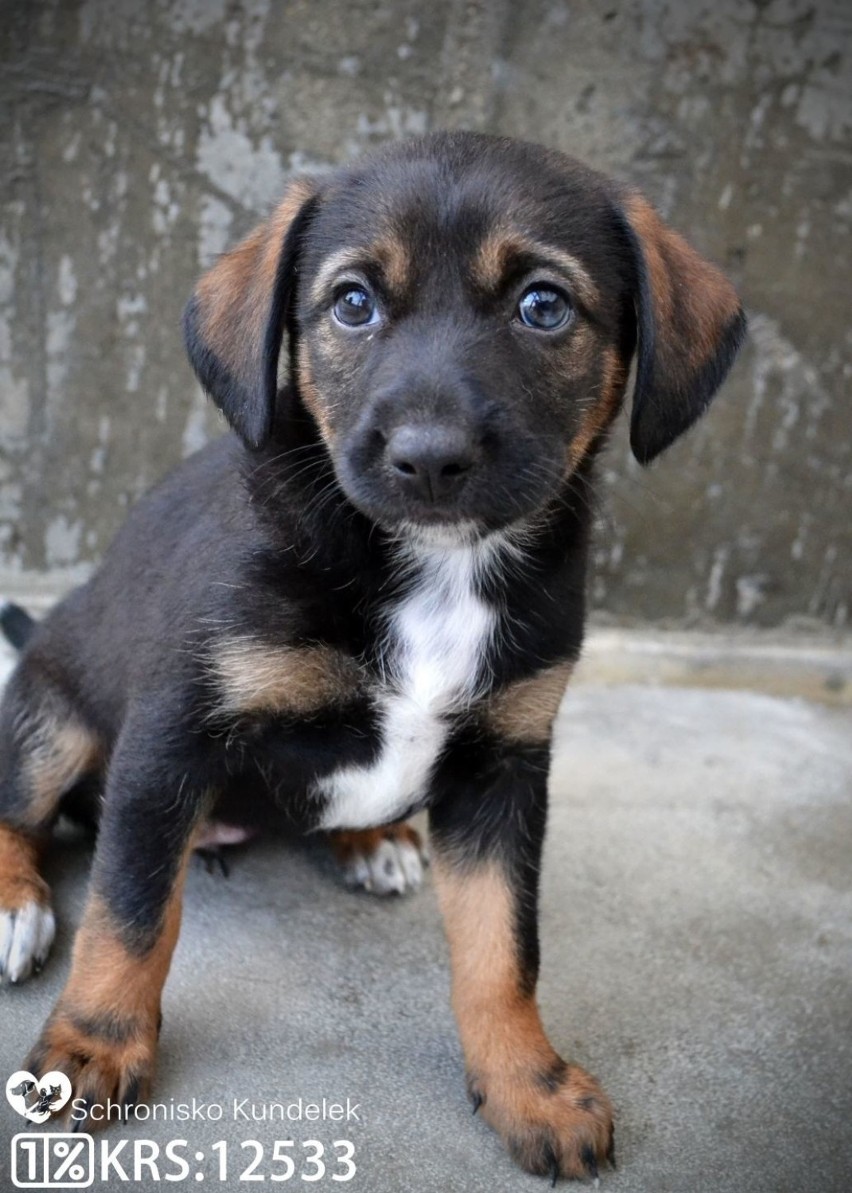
left=517, top=285, right=572, bottom=331
left=333, top=285, right=378, bottom=327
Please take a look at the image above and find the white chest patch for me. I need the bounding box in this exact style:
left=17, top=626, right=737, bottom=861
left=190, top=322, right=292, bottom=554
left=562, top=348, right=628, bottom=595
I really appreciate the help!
left=317, top=535, right=502, bottom=830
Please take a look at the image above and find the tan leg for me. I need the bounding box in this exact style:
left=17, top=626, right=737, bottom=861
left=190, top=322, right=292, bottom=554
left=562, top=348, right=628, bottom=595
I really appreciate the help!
left=0, top=672, right=101, bottom=984
left=23, top=694, right=208, bottom=1128
left=433, top=856, right=614, bottom=1181
left=27, top=841, right=193, bottom=1127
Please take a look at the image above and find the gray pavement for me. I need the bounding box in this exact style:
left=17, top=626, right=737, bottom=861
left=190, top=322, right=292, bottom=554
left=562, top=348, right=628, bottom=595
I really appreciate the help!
left=1, top=672, right=851, bottom=1192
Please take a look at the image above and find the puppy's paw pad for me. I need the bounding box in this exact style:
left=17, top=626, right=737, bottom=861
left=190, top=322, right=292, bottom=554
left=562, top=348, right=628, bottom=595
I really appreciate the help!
left=0, top=901, right=55, bottom=984
left=193, top=820, right=255, bottom=850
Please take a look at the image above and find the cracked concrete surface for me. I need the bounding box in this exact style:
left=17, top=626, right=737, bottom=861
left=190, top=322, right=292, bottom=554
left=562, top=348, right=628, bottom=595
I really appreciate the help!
left=2, top=0, right=851, bottom=628
left=1, top=667, right=850, bottom=1192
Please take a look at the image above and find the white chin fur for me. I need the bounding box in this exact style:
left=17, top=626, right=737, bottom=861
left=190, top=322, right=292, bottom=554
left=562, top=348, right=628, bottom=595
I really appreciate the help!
left=395, top=520, right=482, bottom=549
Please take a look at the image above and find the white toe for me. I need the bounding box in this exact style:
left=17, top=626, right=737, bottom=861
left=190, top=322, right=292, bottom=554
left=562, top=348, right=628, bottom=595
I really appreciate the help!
left=342, top=853, right=373, bottom=890
left=0, top=902, right=55, bottom=984
left=396, top=839, right=425, bottom=891
left=368, top=839, right=407, bottom=894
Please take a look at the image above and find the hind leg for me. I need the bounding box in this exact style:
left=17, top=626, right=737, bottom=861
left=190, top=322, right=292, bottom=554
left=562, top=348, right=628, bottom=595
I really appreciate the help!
left=0, top=660, right=101, bottom=983
left=26, top=695, right=209, bottom=1127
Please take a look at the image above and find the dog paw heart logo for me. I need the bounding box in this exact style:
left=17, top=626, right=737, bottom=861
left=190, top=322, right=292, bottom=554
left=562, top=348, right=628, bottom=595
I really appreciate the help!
left=6, top=1069, right=72, bottom=1124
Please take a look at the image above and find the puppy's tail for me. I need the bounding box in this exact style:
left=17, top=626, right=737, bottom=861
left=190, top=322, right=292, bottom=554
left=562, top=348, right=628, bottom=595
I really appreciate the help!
left=0, top=600, right=37, bottom=650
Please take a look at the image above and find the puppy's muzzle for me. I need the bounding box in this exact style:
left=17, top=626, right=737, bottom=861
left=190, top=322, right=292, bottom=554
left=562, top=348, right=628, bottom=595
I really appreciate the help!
left=385, top=423, right=479, bottom=504
left=336, top=366, right=505, bottom=526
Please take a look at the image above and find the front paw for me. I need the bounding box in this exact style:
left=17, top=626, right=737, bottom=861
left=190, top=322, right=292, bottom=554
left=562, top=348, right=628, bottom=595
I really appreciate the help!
left=0, top=896, right=55, bottom=984
left=26, top=1006, right=158, bottom=1129
left=471, top=1061, right=614, bottom=1183
left=0, top=827, right=55, bottom=984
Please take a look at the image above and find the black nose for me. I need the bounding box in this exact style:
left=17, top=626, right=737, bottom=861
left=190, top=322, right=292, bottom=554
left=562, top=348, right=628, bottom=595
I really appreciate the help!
left=386, top=424, right=476, bottom=503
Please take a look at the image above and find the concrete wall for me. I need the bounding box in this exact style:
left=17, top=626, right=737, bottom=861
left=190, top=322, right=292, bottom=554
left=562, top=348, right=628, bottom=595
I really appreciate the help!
left=1, top=0, right=849, bottom=629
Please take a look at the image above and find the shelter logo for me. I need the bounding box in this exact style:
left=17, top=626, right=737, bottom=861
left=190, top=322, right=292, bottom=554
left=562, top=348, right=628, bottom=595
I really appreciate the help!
left=6, top=1070, right=72, bottom=1124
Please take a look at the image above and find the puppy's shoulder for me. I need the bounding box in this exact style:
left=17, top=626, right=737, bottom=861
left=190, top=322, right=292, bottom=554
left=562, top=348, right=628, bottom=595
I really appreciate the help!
left=206, top=632, right=363, bottom=722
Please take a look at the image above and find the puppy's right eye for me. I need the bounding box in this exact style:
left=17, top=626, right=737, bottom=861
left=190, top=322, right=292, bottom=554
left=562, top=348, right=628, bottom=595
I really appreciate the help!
left=333, top=286, right=378, bottom=328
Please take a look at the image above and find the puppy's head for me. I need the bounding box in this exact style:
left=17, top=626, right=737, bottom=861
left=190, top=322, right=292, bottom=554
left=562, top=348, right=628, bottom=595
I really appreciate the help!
left=184, top=133, right=745, bottom=532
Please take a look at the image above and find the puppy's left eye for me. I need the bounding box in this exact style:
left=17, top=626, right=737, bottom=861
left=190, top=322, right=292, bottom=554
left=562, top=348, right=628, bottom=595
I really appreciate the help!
left=517, top=285, right=572, bottom=331
left=333, top=285, right=379, bottom=328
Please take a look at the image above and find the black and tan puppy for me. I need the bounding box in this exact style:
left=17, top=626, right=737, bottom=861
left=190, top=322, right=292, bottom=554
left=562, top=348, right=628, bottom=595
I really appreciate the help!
left=0, top=132, right=744, bottom=1182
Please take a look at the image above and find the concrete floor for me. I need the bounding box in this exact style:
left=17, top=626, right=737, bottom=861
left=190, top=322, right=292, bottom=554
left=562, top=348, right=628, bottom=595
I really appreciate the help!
left=1, top=656, right=851, bottom=1191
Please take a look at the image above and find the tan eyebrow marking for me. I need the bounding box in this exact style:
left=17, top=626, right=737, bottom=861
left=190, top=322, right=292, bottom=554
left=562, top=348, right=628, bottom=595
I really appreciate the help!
left=310, top=248, right=370, bottom=306
left=472, top=228, right=600, bottom=308
left=309, top=235, right=412, bottom=306
left=371, top=234, right=410, bottom=293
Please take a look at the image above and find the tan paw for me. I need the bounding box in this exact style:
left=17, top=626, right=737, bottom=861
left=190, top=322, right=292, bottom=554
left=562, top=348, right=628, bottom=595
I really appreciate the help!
left=470, top=1061, right=615, bottom=1182
left=26, top=1006, right=158, bottom=1129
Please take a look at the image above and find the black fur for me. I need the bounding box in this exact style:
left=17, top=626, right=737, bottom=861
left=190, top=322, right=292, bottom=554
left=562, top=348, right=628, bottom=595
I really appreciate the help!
left=0, top=601, right=36, bottom=650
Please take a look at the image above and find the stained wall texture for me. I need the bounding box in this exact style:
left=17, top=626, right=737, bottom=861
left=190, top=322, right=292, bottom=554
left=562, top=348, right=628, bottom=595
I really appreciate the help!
left=1, top=0, right=850, bottom=629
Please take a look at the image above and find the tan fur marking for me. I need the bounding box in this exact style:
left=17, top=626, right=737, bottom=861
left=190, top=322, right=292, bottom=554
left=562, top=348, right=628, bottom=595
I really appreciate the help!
left=309, top=247, right=371, bottom=307
left=624, top=192, right=741, bottom=370
left=474, top=229, right=512, bottom=294
left=566, top=346, right=628, bottom=472
left=626, top=195, right=675, bottom=326
left=433, top=861, right=551, bottom=1073
left=433, top=859, right=613, bottom=1177
left=486, top=660, right=574, bottom=744
left=196, top=176, right=316, bottom=380
left=296, top=341, right=334, bottom=441
left=64, top=875, right=186, bottom=1025
left=24, top=713, right=101, bottom=826
left=309, top=236, right=411, bottom=307
left=213, top=638, right=361, bottom=718
left=0, top=824, right=49, bottom=911
left=472, top=228, right=600, bottom=309
left=371, top=233, right=410, bottom=294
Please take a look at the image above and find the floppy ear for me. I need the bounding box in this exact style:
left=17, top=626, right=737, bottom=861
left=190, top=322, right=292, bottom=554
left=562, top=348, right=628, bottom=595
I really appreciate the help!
left=182, top=177, right=321, bottom=450
left=618, top=191, right=746, bottom=465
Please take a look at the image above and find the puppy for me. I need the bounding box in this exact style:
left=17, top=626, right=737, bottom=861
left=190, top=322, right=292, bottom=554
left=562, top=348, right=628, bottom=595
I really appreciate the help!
left=0, top=132, right=744, bottom=1182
